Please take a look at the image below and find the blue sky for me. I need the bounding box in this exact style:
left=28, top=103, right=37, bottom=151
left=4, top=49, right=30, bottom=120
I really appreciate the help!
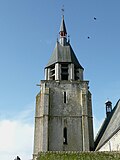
left=0, top=0, right=120, bottom=159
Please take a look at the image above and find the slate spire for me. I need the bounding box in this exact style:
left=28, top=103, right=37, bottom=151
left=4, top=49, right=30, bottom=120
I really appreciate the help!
left=59, top=15, right=67, bottom=46
left=45, top=15, right=84, bottom=72
left=59, top=15, right=67, bottom=35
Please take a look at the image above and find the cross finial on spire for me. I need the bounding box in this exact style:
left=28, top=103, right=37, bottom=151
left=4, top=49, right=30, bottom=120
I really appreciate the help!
left=61, top=5, right=65, bottom=17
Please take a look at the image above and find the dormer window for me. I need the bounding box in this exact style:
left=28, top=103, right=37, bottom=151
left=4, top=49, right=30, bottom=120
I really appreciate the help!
left=105, top=100, right=112, bottom=117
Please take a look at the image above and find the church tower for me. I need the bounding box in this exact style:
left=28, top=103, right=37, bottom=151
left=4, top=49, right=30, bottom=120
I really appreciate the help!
left=33, top=15, right=94, bottom=160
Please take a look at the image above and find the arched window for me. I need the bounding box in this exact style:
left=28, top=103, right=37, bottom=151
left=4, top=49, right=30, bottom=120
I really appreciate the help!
left=63, top=127, right=67, bottom=144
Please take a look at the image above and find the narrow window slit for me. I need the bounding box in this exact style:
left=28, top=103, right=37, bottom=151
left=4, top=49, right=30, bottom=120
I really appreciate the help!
left=63, top=127, right=67, bottom=144
left=64, top=91, right=66, bottom=103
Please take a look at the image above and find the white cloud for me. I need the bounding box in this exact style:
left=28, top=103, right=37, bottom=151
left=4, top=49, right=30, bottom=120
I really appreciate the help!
left=0, top=108, right=34, bottom=160
left=0, top=104, right=105, bottom=160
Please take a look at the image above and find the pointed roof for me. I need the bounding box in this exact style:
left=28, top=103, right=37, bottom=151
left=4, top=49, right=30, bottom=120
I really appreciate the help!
left=45, top=41, right=84, bottom=69
left=45, top=15, right=84, bottom=69
left=95, top=99, right=120, bottom=150
left=59, top=15, right=67, bottom=35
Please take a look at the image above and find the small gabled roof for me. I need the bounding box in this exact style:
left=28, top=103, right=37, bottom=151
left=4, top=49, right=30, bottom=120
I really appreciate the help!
left=45, top=41, right=84, bottom=69
left=95, top=99, right=120, bottom=150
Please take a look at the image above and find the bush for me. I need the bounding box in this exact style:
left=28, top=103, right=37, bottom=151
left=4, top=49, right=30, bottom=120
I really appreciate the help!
left=37, top=151, right=120, bottom=160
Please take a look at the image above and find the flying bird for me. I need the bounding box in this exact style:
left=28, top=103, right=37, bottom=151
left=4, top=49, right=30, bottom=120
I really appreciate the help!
left=87, top=36, right=90, bottom=39
left=17, top=156, right=21, bottom=160
left=94, top=17, right=97, bottom=20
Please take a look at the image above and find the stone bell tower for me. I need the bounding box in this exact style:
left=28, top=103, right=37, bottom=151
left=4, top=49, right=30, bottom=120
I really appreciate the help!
left=33, top=15, right=94, bottom=160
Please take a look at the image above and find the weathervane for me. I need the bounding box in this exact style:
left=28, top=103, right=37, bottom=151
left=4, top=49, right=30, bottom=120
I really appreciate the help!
left=61, top=5, right=65, bottom=17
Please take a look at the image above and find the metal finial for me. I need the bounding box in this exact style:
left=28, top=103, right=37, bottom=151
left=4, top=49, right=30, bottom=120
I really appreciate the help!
left=68, top=35, right=70, bottom=43
left=61, top=5, right=65, bottom=17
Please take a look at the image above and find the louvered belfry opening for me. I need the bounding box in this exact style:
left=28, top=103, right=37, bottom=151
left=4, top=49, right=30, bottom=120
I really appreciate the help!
left=50, top=64, right=55, bottom=80
left=61, top=64, right=68, bottom=80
